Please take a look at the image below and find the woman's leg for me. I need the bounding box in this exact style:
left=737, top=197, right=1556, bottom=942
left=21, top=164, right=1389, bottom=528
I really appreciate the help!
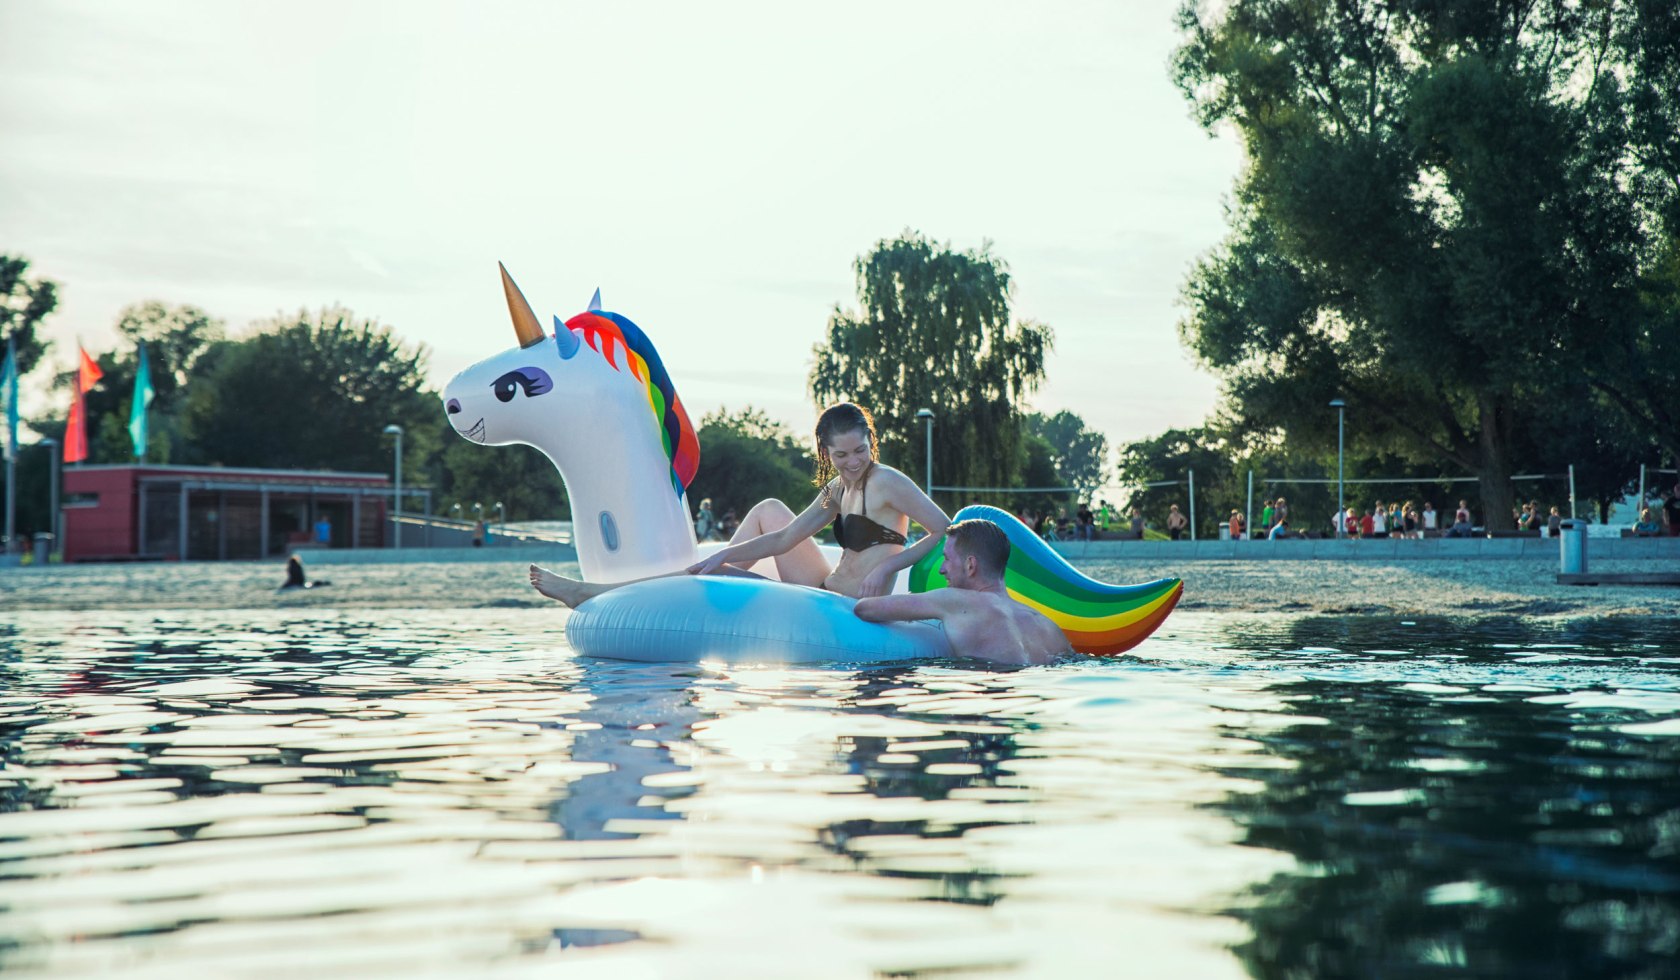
left=728, top=498, right=832, bottom=587
left=530, top=562, right=766, bottom=608
left=529, top=498, right=831, bottom=608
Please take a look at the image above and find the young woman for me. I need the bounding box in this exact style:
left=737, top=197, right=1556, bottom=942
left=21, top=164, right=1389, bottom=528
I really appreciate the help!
left=530, top=403, right=950, bottom=606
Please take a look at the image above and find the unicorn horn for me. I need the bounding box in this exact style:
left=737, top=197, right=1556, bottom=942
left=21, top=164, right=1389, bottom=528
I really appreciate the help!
left=499, top=262, right=545, bottom=349
left=588, top=287, right=602, bottom=312
left=553, top=315, right=580, bottom=359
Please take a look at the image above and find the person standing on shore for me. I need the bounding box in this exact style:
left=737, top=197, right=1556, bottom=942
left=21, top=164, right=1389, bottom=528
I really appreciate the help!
left=1166, top=504, right=1187, bottom=540
left=1448, top=500, right=1474, bottom=538
left=1422, top=502, right=1438, bottom=536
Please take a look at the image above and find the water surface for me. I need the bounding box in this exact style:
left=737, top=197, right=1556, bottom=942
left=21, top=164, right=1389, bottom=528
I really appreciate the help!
left=1, top=609, right=1677, bottom=977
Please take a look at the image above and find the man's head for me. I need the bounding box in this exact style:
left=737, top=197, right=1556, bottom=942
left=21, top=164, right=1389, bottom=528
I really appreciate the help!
left=940, top=519, right=1011, bottom=588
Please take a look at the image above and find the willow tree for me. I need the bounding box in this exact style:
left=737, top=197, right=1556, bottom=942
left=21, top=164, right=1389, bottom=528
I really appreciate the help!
left=809, top=233, right=1052, bottom=506
left=1174, top=1, right=1649, bottom=527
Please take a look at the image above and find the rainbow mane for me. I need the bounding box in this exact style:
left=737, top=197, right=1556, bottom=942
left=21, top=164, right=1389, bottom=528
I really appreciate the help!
left=908, top=505, right=1182, bottom=655
left=564, top=310, right=700, bottom=496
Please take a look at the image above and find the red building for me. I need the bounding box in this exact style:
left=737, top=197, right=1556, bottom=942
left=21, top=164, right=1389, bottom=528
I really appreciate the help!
left=61, top=464, right=417, bottom=562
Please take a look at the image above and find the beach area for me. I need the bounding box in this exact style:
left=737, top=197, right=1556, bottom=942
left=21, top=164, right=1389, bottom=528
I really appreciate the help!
left=7, top=553, right=1680, bottom=620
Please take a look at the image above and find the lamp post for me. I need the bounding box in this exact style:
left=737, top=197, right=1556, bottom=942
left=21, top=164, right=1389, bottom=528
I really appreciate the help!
left=494, top=501, right=505, bottom=536
left=915, top=409, right=934, bottom=495
left=41, top=438, right=58, bottom=560
left=382, top=424, right=403, bottom=549
left=1328, top=399, right=1345, bottom=538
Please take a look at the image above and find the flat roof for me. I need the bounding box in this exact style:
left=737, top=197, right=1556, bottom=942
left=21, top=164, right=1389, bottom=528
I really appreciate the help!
left=71, top=463, right=389, bottom=483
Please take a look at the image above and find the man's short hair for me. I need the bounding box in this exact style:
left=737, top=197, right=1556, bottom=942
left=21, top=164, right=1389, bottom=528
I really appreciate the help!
left=947, top=519, right=1011, bottom=578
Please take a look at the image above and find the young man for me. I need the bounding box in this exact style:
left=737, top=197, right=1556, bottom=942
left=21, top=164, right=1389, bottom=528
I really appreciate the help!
left=853, top=519, right=1072, bottom=666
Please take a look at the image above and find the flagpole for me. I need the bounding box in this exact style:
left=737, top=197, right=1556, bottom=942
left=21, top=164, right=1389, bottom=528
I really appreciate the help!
left=2, top=338, right=15, bottom=559
left=4, top=455, right=13, bottom=559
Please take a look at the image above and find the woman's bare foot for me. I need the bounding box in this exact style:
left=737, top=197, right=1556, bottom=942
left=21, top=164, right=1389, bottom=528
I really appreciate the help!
left=529, top=564, right=603, bottom=608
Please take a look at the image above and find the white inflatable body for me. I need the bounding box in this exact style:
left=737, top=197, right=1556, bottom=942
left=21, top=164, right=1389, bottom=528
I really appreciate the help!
left=565, top=576, right=949, bottom=664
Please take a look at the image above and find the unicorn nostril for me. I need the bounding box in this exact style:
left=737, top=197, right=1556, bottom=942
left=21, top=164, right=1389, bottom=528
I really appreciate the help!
left=446, top=398, right=462, bottom=415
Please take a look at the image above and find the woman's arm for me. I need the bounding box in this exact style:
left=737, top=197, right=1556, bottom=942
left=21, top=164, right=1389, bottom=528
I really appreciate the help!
left=687, top=487, right=837, bottom=574
left=857, top=468, right=951, bottom=596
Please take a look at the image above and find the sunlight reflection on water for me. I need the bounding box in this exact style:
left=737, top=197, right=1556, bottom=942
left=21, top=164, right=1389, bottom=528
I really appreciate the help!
left=1, top=610, right=1678, bottom=977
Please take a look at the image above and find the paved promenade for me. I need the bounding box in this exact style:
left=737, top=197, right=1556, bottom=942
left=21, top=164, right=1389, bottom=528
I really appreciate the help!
left=291, top=536, right=1680, bottom=565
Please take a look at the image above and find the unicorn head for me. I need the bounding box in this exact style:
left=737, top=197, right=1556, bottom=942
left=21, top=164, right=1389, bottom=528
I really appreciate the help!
left=443, top=264, right=701, bottom=581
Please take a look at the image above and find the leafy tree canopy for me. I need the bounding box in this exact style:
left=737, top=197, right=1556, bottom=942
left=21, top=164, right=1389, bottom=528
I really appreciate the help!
left=179, top=308, right=437, bottom=473
left=809, top=231, right=1053, bottom=512
left=1173, top=0, right=1674, bottom=527
left=689, top=407, right=813, bottom=521
left=62, top=302, right=227, bottom=464
left=436, top=436, right=568, bottom=523
left=0, top=255, right=58, bottom=376
left=1025, top=410, right=1109, bottom=499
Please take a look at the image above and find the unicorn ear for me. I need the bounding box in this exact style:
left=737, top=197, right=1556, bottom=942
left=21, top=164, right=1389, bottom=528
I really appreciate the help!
left=588, top=288, right=602, bottom=312
left=553, top=315, right=580, bottom=359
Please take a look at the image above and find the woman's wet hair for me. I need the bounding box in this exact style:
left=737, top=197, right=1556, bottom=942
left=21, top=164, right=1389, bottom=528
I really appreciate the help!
left=947, top=519, right=1011, bottom=578
left=812, top=402, right=878, bottom=490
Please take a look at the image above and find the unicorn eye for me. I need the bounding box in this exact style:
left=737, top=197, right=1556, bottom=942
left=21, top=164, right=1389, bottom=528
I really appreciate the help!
left=491, top=368, right=553, bottom=403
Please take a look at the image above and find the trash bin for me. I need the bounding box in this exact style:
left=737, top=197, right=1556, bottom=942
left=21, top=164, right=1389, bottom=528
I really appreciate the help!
left=32, top=534, right=53, bottom=565
left=1559, top=519, right=1587, bottom=575
left=1218, top=521, right=1230, bottom=541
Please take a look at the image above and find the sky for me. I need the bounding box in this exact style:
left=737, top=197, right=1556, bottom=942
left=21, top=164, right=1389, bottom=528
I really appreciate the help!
left=0, top=0, right=1243, bottom=457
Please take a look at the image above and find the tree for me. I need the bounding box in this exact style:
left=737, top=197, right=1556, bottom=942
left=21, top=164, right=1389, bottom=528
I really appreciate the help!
left=809, top=232, right=1053, bottom=512
left=1024, top=411, right=1109, bottom=500
left=71, top=303, right=225, bottom=464
left=179, top=308, right=437, bottom=473
left=1173, top=0, right=1650, bottom=528
left=1115, top=425, right=1237, bottom=539
left=689, top=407, right=813, bottom=520
left=0, top=255, right=58, bottom=377
left=436, top=431, right=569, bottom=522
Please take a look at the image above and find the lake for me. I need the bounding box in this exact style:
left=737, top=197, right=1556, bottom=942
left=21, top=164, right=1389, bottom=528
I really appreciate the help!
left=2, top=608, right=1677, bottom=977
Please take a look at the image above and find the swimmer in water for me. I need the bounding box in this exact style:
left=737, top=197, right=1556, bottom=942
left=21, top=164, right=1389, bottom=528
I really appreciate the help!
left=853, top=518, right=1071, bottom=666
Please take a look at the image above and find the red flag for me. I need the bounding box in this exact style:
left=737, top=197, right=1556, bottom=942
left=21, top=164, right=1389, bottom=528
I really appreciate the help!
left=63, top=347, right=104, bottom=464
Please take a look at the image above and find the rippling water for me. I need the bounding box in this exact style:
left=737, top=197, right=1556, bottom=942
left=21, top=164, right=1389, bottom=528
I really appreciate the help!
left=2, top=609, right=1678, bottom=978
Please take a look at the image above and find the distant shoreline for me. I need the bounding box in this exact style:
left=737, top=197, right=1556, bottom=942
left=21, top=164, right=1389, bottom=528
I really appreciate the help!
left=5, top=556, right=1680, bottom=620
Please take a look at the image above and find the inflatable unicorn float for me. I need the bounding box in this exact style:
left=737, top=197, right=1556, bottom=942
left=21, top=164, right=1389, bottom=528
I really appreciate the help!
left=442, top=265, right=1182, bottom=663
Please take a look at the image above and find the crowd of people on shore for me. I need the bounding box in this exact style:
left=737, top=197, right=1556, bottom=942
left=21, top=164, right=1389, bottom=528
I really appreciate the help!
left=692, top=481, right=1680, bottom=545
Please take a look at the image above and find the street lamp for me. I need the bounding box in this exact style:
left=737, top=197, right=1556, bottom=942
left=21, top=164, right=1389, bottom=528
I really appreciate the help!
left=494, top=501, right=505, bottom=534
left=382, top=424, right=403, bottom=549
left=40, top=438, right=58, bottom=560
left=915, top=408, right=934, bottom=495
left=1328, top=399, right=1345, bottom=538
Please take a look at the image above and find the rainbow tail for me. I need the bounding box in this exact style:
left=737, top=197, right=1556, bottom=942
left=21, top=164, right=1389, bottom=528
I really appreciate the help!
left=909, top=505, right=1182, bottom=655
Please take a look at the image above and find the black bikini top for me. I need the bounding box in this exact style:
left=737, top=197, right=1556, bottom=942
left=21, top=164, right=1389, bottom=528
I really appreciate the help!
left=831, top=465, right=908, bottom=552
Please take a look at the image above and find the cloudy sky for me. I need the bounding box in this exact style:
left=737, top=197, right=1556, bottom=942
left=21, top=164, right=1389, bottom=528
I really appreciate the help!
left=1, top=0, right=1242, bottom=454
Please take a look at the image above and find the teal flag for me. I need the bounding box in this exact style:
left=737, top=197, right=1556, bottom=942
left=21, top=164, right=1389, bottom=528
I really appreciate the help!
left=129, top=343, right=154, bottom=460
left=1, top=338, right=17, bottom=463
